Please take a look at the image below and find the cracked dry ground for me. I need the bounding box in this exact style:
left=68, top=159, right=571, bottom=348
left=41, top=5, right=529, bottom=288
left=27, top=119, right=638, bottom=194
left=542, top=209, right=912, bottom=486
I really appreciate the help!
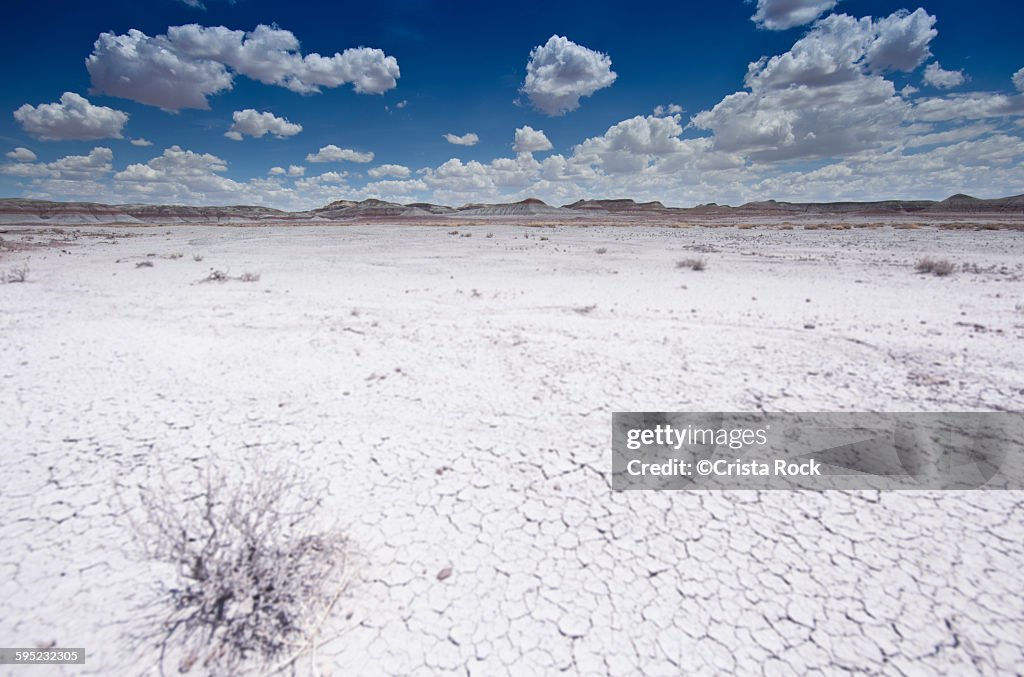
left=1, top=224, right=1023, bottom=675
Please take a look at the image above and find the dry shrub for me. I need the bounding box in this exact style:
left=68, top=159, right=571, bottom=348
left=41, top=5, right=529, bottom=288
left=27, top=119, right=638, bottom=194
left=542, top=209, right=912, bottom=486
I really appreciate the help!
left=2, top=266, right=29, bottom=283
left=193, top=254, right=205, bottom=262
left=676, top=257, right=706, bottom=271
left=237, top=272, right=261, bottom=283
left=915, top=257, right=956, bottom=276
left=136, top=261, right=155, bottom=268
left=135, top=462, right=351, bottom=674
left=594, top=247, right=607, bottom=254
left=200, top=270, right=230, bottom=283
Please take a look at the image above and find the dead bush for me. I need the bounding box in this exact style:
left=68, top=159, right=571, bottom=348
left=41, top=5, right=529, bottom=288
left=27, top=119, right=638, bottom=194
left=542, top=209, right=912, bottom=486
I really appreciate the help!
left=915, top=257, right=955, bottom=276
left=134, top=462, right=351, bottom=675
left=200, top=270, right=230, bottom=283
left=2, top=266, right=29, bottom=283
left=676, top=257, right=706, bottom=271
left=237, top=272, right=261, bottom=283
left=594, top=247, right=607, bottom=254
left=193, top=254, right=205, bottom=262
left=136, top=261, right=154, bottom=268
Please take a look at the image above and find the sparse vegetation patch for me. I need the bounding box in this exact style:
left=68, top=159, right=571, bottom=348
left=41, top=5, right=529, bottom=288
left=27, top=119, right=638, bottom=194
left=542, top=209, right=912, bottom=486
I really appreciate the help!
left=200, top=270, right=230, bottom=283
left=2, top=266, right=29, bottom=283
left=135, top=463, right=352, bottom=674
left=197, top=270, right=264, bottom=284
left=915, top=257, right=955, bottom=276
left=676, top=257, right=706, bottom=271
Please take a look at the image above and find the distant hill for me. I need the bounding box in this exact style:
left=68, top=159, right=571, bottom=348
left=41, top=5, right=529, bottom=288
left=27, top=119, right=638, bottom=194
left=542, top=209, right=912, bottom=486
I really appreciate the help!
left=0, top=193, right=1021, bottom=225
left=563, top=198, right=667, bottom=212
left=455, top=198, right=573, bottom=217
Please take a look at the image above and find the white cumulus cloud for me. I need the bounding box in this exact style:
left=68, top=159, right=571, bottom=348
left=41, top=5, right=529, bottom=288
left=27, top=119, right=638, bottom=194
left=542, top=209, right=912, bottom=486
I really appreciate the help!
left=444, top=132, right=479, bottom=146
left=86, top=24, right=400, bottom=111
left=306, top=145, right=374, bottom=163
left=368, top=164, right=411, bottom=178
left=513, top=126, right=553, bottom=153
left=1, top=147, right=113, bottom=181
left=691, top=10, right=938, bottom=161
left=14, top=92, right=128, bottom=141
left=1013, top=67, right=1024, bottom=93
left=923, top=62, right=966, bottom=89
left=522, top=35, right=617, bottom=116
left=653, top=104, right=684, bottom=116
left=911, top=93, right=1024, bottom=122
left=751, top=0, right=839, bottom=30
left=270, top=164, right=305, bottom=177
left=225, top=109, right=303, bottom=140
left=865, top=9, right=937, bottom=73
left=6, top=147, right=37, bottom=162
left=130, top=138, right=153, bottom=146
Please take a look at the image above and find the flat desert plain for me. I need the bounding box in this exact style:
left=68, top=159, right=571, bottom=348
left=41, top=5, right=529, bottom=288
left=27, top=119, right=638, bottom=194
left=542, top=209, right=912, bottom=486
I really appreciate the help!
left=2, top=223, right=1024, bottom=675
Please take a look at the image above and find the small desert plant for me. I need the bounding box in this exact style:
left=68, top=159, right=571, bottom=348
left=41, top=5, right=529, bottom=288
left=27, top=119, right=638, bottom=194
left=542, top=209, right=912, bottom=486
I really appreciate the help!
left=134, top=462, right=351, bottom=674
left=485, top=232, right=494, bottom=238
left=200, top=270, right=230, bottom=283
left=193, top=254, right=204, bottom=262
left=594, top=247, right=607, bottom=254
left=915, top=257, right=955, bottom=276
left=573, top=304, right=597, bottom=315
left=237, top=272, right=261, bottom=283
left=168, top=253, right=184, bottom=260
left=2, top=266, right=29, bottom=283
left=136, top=261, right=154, bottom=268
left=676, top=257, right=706, bottom=271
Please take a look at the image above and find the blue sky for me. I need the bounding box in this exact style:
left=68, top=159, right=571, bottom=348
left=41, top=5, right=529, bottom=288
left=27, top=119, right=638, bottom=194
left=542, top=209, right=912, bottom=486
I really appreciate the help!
left=1, top=0, right=1022, bottom=208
